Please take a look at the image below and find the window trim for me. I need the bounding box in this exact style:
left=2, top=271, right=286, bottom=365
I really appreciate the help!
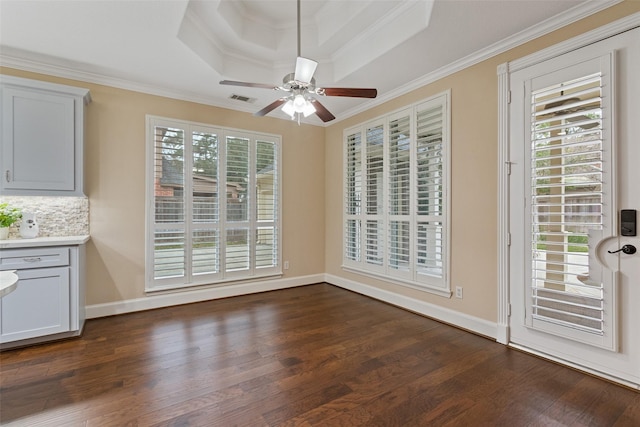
left=145, top=115, right=282, bottom=292
left=342, top=91, right=451, bottom=297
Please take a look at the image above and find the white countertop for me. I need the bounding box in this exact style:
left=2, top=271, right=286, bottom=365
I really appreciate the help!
left=0, top=235, right=90, bottom=249
left=0, top=270, right=19, bottom=297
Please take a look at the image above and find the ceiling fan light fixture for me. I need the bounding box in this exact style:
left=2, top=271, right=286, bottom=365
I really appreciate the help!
left=294, top=57, right=318, bottom=84
left=302, top=100, right=316, bottom=117
left=293, top=94, right=308, bottom=112
left=282, top=99, right=296, bottom=117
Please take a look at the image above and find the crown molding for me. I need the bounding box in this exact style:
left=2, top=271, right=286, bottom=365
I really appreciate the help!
left=333, top=0, right=624, bottom=125
left=0, top=0, right=624, bottom=128
left=0, top=53, right=261, bottom=113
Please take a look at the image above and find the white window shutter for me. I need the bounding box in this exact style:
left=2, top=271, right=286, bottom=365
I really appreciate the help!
left=342, top=92, right=450, bottom=294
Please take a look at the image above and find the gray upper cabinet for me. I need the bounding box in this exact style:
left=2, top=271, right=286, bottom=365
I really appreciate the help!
left=1, top=76, right=91, bottom=196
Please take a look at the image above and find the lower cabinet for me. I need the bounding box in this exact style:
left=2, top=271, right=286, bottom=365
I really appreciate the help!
left=0, top=245, right=85, bottom=349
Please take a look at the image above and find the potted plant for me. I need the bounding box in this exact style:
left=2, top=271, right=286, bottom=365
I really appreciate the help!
left=0, top=202, right=22, bottom=239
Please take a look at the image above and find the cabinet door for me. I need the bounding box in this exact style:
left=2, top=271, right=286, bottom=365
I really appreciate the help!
left=0, top=267, right=71, bottom=343
left=2, top=87, right=76, bottom=191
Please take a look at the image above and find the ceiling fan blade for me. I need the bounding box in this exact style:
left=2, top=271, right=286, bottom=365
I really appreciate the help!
left=318, top=87, right=378, bottom=98
left=294, top=57, right=318, bottom=84
left=310, top=99, right=335, bottom=122
left=254, top=98, right=287, bottom=117
left=220, top=80, right=278, bottom=90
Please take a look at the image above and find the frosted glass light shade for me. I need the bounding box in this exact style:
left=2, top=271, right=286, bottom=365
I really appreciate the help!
left=302, top=101, right=316, bottom=117
left=294, top=57, right=318, bottom=84
left=293, top=94, right=307, bottom=112
left=282, top=99, right=295, bottom=117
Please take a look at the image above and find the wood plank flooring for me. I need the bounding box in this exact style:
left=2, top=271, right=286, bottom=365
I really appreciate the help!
left=1, top=283, right=639, bottom=426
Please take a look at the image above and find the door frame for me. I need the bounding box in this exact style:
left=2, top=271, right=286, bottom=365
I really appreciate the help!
left=497, top=13, right=640, bottom=378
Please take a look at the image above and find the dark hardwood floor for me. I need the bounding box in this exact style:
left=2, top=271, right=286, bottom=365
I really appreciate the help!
left=1, top=283, right=638, bottom=426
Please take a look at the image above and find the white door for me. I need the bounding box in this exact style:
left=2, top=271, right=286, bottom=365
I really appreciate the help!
left=508, top=28, right=640, bottom=387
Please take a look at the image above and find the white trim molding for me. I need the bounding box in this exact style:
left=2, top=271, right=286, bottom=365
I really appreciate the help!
left=496, top=12, right=640, bottom=347
left=496, top=63, right=510, bottom=345
left=87, top=273, right=498, bottom=342
left=335, top=0, right=623, bottom=124
left=0, top=1, right=622, bottom=127
left=325, top=274, right=497, bottom=339
left=86, top=274, right=324, bottom=319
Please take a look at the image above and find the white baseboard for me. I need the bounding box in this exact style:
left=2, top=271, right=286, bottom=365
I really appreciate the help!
left=324, top=273, right=498, bottom=340
left=85, top=274, right=325, bottom=319
left=86, top=273, right=498, bottom=341
left=496, top=323, right=510, bottom=344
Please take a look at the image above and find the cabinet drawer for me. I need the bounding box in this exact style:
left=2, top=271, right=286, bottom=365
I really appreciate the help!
left=0, top=247, right=70, bottom=270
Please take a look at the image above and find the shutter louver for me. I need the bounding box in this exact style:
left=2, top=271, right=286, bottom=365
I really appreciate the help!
left=192, top=131, right=219, bottom=276
left=256, top=140, right=278, bottom=268
left=226, top=136, right=250, bottom=272
left=388, top=115, right=411, bottom=272
left=345, top=132, right=362, bottom=262
left=366, top=125, right=384, bottom=266
left=416, top=104, right=444, bottom=278
left=388, top=116, right=411, bottom=216
left=154, top=126, right=185, bottom=279
left=530, top=72, right=605, bottom=334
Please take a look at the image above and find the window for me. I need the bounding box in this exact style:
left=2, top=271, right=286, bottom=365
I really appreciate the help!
left=343, top=92, right=450, bottom=295
left=146, top=116, right=281, bottom=291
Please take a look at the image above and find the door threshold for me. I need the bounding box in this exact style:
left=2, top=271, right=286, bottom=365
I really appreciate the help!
left=508, top=342, right=640, bottom=391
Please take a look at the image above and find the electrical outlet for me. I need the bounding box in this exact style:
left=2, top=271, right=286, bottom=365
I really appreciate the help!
left=455, top=286, right=463, bottom=299
left=284, top=261, right=289, bottom=270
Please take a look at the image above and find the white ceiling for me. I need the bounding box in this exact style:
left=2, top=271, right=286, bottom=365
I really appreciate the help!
left=0, top=0, right=613, bottom=125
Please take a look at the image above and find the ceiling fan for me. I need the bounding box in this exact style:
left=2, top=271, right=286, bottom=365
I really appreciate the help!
left=220, top=0, right=377, bottom=123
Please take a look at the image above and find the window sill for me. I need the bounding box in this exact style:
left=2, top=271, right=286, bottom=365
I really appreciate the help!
left=342, top=265, right=452, bottom=298
left=145, top=271, right=283, bottom=294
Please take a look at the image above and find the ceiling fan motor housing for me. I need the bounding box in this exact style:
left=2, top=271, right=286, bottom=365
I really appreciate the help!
left=282, top=73, right=315, bottom=91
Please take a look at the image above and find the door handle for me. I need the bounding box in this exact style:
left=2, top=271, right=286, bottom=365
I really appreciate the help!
left=607, top=244, right=637, bottom=255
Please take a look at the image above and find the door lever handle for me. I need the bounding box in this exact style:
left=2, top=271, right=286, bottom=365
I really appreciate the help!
left=608, top=244, right=637, bottom=255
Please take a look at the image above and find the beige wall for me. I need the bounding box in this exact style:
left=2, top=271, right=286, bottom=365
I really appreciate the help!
left=324, top=1, right=640, bottom=322
left=0, top=67, right=327, bottom=305
left=1, top=0, right=638, bottom=318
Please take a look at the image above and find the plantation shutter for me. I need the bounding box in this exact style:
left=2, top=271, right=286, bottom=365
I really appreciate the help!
left=147, top=117, right=281, bottom=291
left=192, top=129, right=219, bottom=276
left=342, top=92, right=450, bottom=295
left=528, top=64, right=615, bottom=348
left=153, top=125, right=186, bottom=282
left=415, top=100, right=446, bottom=282
left=256, top=140, right=278, bottom=269
left=365, top=124, right=384, bottom=267
left=225, top=135, right=250, bottom=273
left=388, top=112, right=411, bottom=276
left=345, top=131, right=362, bottom=262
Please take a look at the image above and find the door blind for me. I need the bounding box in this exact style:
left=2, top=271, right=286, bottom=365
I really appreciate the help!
left=530, top=72, right=604, bottom=334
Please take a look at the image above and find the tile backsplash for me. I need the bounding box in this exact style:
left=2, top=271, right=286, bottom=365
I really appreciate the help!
left=0, top=196, right=89, bottom=238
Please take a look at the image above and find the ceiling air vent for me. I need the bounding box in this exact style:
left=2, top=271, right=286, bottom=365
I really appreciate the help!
left=230, top=94, right=256, bottom=103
